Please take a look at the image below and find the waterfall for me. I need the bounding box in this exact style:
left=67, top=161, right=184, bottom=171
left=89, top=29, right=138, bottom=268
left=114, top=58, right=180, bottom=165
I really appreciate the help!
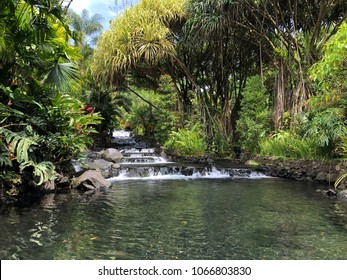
left=106, top=130, right=270, bottom=181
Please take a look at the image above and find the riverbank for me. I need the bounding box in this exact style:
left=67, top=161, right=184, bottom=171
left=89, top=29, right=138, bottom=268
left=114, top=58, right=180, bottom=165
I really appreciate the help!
left=240, top=155, right=347, bottom=199
left=164, top=148, right=347, bottom=199
left=2, top=146, right=347, bottom=212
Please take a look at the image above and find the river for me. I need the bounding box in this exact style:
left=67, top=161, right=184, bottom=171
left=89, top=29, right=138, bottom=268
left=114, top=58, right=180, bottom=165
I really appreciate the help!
left=1, top=131, right=347, bottom=260
left=1, top=177, right=347, bottom=260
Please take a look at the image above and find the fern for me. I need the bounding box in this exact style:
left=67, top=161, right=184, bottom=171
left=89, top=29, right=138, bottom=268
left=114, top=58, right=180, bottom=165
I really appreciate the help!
left=164, top=122, right=206, bottom=157
left=0, top=127, right=37, bottom=163
left=0, top=127, right=56, bottom=185
left=20, top=161, right=56, bottom=186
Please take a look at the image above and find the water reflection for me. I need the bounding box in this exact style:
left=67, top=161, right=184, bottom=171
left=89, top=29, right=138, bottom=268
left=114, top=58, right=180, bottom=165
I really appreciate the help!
left=1, top=178, right=347, bottom=259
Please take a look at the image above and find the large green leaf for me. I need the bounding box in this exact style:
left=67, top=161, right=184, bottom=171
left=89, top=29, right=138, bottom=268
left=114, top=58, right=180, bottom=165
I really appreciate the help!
left=45, top=61, right=82, bottom=92
left=0, top=127, right=37, bottom=163
left=20, top=160, right=56, bottom=186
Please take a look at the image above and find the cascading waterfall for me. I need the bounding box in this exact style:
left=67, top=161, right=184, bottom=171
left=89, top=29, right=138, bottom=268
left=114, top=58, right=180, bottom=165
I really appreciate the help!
left=107, top=130, right=270, bottom=182
left=110, top=130, right=135, bottom=145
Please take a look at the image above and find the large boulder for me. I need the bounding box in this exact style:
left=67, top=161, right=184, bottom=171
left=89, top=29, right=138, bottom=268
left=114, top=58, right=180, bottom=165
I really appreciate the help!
left=72, top=170, right=111, bottom=191
left=87, top=159, right=113, bottom=170
left=101, top=148, right=123, bottom=163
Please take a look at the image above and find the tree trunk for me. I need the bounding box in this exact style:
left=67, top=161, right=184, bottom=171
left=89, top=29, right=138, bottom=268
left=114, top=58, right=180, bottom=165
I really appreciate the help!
left=274, top=59, right=285, bottom=130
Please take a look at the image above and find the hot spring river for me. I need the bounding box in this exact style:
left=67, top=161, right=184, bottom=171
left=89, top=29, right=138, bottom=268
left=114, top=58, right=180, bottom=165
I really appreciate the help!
left=1, top=177, right=347, bottom=260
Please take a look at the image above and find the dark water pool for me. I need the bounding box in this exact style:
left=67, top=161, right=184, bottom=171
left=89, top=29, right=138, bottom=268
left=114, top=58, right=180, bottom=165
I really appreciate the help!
left=1, top=178, right=347, bottom=259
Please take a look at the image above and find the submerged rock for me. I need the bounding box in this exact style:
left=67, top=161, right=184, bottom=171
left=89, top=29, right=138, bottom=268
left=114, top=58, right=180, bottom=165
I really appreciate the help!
left=72, top=170, right=111, bottom=191
left=55, top=174, right=70, bottom=190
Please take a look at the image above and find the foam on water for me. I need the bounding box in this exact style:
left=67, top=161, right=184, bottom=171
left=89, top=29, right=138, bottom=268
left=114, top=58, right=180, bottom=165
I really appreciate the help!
left=121, top=156, right=170, bottom=164
left=232, top=169, right=272, bottom=179
left=106, top=167, right=271, bottom=182
left=107, top=134, right=271, bottom=181
left=112, top=130, right=131, bottom=138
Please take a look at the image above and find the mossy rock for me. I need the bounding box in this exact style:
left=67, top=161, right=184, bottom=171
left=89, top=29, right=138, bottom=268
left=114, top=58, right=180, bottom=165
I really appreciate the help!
left=244, top=159, right=261, bottom=167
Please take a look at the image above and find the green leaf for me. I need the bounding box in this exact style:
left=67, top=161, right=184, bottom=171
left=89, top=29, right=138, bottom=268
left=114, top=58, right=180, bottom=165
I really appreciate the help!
left=0, top=127, right=37, bottom=164
left=45, top=62, right=81, bottom=92
left=19, top=160, right=56, bottom=186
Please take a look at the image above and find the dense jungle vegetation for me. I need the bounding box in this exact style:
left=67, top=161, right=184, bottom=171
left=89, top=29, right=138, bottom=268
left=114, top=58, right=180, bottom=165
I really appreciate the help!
left=1, top=0, right=347, bottom=196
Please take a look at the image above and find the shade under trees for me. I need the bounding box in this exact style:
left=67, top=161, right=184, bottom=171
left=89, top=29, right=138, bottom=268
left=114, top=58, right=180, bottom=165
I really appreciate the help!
left=92, top=0, right=347, bottom=155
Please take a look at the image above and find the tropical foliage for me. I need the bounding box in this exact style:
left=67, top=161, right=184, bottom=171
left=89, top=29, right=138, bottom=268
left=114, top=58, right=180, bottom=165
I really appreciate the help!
left=92, top=0, right=185, bottom=85
left=93, top=0, right=347, bottom=158
left=100, top=0, right=347, bottom=160
left=0, top=0, right=102, bottom=194
left=124, top=75, right=177, bottom=145
left=67, top=8, right=103, bottom=64
left=259, top=131, right=321, bottom=160
left=2, top=0, right=347, bottom=196
left=236, top=76, right=271, bottom=154
left=85, top=80, right=132, bottom=134
left=164, top=122, right=206, bottom=157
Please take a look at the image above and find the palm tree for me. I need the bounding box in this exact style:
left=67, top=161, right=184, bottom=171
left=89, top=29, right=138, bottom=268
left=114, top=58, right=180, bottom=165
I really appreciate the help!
left=180, top=0, right=258, bottom=151
left=67, top=9, right=103, bottom=58
left=0, top=0, right=81, bottom=93
left=91, top=0, right=184, bottom=85
left=87, top=82, right=132, bottom=133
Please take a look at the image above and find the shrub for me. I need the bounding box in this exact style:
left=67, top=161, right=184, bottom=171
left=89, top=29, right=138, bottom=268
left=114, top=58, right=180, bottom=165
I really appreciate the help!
left=302, top=108, right=347, bottom=157
left=164, top=122, right=206, bottom=157
left=259, top=131, right=321, bottom=159
left=0, top=89, right=102, bottom=189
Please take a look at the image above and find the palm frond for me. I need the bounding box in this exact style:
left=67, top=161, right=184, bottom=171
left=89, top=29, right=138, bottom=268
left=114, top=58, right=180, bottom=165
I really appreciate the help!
left=45, top=61, right=82, bottom=92
left=0, top=19, right=15, bottom=64
left=91, top=0, right=184, bottom=84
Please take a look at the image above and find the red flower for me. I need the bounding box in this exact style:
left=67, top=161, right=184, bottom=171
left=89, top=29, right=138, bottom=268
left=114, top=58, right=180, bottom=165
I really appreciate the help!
left=82, top=103, right=95, bottom=115
left=7, top=100, right=12, bottom=106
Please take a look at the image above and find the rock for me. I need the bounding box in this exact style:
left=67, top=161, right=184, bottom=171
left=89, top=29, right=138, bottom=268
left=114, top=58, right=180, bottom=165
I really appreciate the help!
left=44, top=180, right=55, bottom=191
left=72, top=170, right=111, bottom=191
left=315, top=171, right=327, bottom=181
left=338, top=189, right=347, bottom=199
left=323, top=189, right=337, bottom=196
left=101, top=148, right=123, bottom=163
left=325, top=172, right=340, bottom=183
left=111, top=163, right=121, bottom=169
left=96, top=149, right=105, bottom=156
left=305, top=176, right=313, bottom=182
left=244, top=159, right=260, bottom=167
left=55, top=174, right=70, bottom=189
left=87, top=159, right=113, bottom=170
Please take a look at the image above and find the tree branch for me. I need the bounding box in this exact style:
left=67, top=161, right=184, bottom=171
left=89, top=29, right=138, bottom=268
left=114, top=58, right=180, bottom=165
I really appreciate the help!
left=123, top=84, right=159, bottom=110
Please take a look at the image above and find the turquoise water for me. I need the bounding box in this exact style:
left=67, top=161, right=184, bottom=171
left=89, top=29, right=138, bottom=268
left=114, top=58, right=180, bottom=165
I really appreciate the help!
left=1, top=178, right=347, bottom=259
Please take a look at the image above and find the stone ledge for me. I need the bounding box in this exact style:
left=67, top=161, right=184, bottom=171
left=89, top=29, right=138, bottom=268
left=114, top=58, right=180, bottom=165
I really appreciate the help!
left=244, top=156, right=347, bottom=190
